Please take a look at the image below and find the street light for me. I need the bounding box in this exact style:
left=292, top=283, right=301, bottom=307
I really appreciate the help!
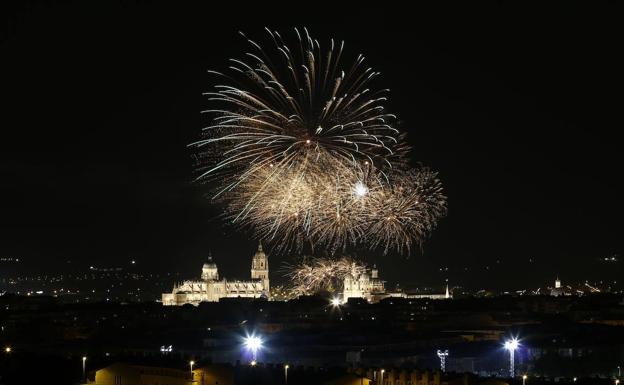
left=189, top=360, right=195, bottom=378
left=82, top=356, right=87, bottom=382
left=330, top=297, right=342, bottom=307
left=523, top=374, right=528, bottom=385
left=4, top=346, right=11, bottom=354
left=380, top=369, right=385, bottom=385
left=504, top=338, right=519, bottom=378
left=284, top=364, right=289, bottom=385
left=250, top=360, right=257, bottom=366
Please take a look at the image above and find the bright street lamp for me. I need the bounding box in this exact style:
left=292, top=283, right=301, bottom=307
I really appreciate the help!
left=4, top=346, right=11, bottom=354
left=82, top=356, right=87, bottom=381
left=284, top=364, right=289, bottom=385
left=523, top=374, right=528, bottom=385
left=189, top=360, right=195, bottom=377
left=330, top=297, right=341, bottom=307
left=504, top=338, right=519, bottom=378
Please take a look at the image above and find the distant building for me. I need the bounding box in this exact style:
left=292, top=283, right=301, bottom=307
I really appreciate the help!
left=94, top=363, right=191, bottom=385
left=93, top=363, right=234, bottom=385
left=343, top=264, right=385, bottom=302
left=161, top=243, right=269, bottom=306
left=550, top=276, right=572, bottom=296
left=343, top=264, right=451, bottom=303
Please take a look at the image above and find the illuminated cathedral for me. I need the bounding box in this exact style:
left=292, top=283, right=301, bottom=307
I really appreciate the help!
left=161, top=243, right=269, bottom=306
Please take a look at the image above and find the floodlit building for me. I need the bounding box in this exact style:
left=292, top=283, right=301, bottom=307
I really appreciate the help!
left=343, top=264, right=385, bottom=302
left=343, top=264, right=452, bottom=303
left=161, top=243, right=269, bottom=306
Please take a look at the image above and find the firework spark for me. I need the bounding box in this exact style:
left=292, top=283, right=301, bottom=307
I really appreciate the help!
left=283, top=256, right=368, bottom=297
left=193, top=28, right=447, bottom=255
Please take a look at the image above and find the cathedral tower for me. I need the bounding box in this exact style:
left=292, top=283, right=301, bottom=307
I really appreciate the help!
left=201, top=253, right=219, bottom=281
left=251, top=242, right=269, bottom=293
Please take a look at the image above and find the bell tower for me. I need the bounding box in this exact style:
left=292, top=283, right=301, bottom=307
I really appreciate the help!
left=251, top=242, right=270, bottom=293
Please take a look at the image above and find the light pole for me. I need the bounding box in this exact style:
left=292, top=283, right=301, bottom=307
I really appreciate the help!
left=504, top=338, right=519, bottom=378
left=523, top=374, right=528, bottom=385
left=437, top=350, right=449, bottom=372
left=82, top=356, right=87, bottom=382
left=189, top=360, right=195, bottom=380
left=284, top=364, right=289, bottom=385
left=380, top=369, right=385, bottom=385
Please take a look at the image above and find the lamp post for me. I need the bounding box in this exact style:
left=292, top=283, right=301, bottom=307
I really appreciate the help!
left=189, top=360, right=195, bottom=380
left=523, top=374, right=528, bottom=385
left=284, top=364, right=289, bottom=385
left=82, top=356, right=87, bottom=382
left=504, top=338, right=519, bottom=378
left=380, top=369, right=385, bottom=385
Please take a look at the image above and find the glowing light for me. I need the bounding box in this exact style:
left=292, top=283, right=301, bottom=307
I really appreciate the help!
left=504, top=338, right=519, bottom=351
left=331, top=297, right=342, bottom=307
left=4, top=346, right=11, bottom=353
left=244, top=335, right=263, bottom=353
left=250, top=360, right=257, bottom=366
left=354, top=181, right=369, bottom=197
left=504, top=337, right=519, bottom=377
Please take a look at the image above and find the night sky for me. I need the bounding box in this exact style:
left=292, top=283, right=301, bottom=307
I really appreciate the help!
left=2, top=2, right=622, bottom=289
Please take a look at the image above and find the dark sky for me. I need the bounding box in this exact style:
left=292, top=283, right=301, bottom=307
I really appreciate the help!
left=1, top=2, right=622, bottom=289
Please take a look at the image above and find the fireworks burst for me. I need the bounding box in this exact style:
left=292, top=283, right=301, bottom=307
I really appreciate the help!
left=193, top=28, right=447, bottom=255
left=283, top=256, right=368, bottom=297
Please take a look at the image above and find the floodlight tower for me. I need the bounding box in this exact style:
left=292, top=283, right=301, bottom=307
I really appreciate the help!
left=504, top=338, right=519, bottom=377
left=437, top=349, right=449, bottom=372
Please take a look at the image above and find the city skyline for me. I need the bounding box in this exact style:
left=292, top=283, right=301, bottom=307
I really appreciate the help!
left=1, top=3, right=622, bottom=289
